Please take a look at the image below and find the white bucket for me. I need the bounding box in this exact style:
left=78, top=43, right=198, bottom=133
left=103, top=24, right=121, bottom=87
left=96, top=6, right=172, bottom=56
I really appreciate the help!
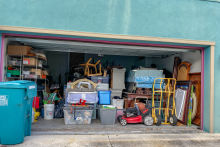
left=44, top=104, right=55, bottom=120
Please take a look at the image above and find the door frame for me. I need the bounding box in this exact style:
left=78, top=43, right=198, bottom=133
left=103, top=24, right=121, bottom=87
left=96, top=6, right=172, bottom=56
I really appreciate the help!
left=0, top=25, right=215, bottom=132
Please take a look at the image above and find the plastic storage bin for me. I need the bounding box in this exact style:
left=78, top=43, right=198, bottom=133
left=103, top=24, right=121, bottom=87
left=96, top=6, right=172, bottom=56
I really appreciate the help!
left=67, top=92, right=98, bottom=104
left=91, top=76, right=109, bottom=83
left=7, top=69, right=20, bottom=76
left=0, top=80, right=37, bottom=145
left=96, top=83, right=109, bottom=91
left=63, top=106, right=93, bottom=125
left=100, top=105, right=117, bottom=125
left=98, top=91, right=111, bottom=105
left=112, top=98, right=124, bottom=109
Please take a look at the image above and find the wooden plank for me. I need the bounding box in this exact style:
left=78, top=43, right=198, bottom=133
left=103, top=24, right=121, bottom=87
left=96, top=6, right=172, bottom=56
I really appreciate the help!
left=210, top=45, right=215, bottom=133
left=0, top=25, right=215, bottom=46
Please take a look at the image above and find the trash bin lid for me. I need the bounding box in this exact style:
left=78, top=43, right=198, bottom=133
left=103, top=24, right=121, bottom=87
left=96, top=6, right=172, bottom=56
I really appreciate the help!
left=0, top=80, right=36, bottom=89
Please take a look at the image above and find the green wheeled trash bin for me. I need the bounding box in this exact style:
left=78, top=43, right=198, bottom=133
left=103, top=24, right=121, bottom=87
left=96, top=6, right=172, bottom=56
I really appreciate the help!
left=0, top=80, right=37, bottom=145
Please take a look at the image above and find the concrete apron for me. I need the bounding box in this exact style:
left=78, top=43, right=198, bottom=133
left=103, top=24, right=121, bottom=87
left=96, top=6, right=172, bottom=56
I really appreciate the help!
left=16, top=134, right=220, bottom=147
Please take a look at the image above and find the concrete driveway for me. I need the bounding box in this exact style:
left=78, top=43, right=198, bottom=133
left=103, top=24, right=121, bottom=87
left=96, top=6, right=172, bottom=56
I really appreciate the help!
left=6, top=133, right=220, bottom=147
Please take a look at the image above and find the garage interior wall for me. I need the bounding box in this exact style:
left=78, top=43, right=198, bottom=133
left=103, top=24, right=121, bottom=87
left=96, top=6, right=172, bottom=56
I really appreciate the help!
left=46, top=52, right=69, bottom=85
left=85, top=51, right=201, bottom=72
left=152, top=51, right=202, bottom=73
left=85, top=54, right=146, bottom=71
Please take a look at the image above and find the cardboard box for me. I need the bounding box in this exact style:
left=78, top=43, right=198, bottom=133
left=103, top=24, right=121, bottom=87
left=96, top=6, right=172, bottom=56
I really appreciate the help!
left=7, top=45, right=32, bottom=56
left=30, top=68, right=42, bottom=76
left=23, top=57, right=36, bottom=66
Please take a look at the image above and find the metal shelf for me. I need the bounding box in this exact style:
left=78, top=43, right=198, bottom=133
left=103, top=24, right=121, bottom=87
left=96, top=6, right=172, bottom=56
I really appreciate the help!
left=6, top=54, right=48, bottom=92
left=7, top=77, right=46, bottom=80
left=8, top=65, right=45, bottom=69
left=8, top=55, right=47, bottom=62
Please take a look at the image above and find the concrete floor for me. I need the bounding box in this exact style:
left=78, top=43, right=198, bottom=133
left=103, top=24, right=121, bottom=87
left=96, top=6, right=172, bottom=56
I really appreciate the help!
left=10, top=133, right=220, bottom=147
left=4, top=119, right=218, bottom=147
left=32, top=118, right=203, bottom=135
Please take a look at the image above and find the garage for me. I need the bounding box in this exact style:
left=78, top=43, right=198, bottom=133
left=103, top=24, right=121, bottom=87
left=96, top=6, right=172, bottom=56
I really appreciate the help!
left=1, top=34, right=204, bottom=135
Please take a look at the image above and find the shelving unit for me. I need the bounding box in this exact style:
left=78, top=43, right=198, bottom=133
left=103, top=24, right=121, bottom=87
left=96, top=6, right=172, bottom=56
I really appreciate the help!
left=7, top=77, right=46, bottom=80
left=6, top=54, right=48, bottom=91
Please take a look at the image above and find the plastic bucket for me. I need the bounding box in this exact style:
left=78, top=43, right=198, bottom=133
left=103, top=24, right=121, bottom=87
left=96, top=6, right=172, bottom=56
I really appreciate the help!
left=44, top=104, right=55, bottom=120
left=112, top=99, right=124, bottom=109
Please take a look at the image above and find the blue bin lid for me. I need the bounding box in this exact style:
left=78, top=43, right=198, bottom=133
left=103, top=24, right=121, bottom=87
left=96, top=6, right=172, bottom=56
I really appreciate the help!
left=98, top=91, right=111, bottom=94
left=0, top=80, right=36, bottom=89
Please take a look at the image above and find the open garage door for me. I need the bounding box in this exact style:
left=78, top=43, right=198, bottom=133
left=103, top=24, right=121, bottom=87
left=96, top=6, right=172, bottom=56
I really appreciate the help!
left=0, top=32, right=210, bottom=133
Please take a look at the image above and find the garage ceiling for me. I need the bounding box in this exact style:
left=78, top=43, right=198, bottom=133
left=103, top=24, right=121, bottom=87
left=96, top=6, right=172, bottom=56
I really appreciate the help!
left=7, top=37, right=195, bottom=57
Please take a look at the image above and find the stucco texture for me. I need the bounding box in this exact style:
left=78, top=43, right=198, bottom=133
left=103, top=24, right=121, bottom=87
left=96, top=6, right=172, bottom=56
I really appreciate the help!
left=0, top=0, right=220, bottom=132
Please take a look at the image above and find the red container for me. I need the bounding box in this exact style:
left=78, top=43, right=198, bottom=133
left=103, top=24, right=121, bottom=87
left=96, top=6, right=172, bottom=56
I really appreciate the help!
left=32, top=97, right=40, bottom=109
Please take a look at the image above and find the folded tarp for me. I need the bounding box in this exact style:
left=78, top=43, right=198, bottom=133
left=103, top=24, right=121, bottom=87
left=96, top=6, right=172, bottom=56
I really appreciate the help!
left=127, top=69, right=165, bottom=88
left=127, top=69, right=164, bottom=82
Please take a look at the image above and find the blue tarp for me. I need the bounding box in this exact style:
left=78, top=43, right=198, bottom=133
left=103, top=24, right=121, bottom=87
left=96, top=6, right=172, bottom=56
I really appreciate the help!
left=127, top=69, right=165, bottom=88
left=127, top=69, right=164, bottom=82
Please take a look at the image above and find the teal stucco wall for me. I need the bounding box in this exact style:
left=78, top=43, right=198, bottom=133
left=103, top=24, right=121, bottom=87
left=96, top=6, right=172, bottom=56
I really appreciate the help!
left=204, top=47, right=211, bottom=132
left=0, top=0, right=220, bottom=132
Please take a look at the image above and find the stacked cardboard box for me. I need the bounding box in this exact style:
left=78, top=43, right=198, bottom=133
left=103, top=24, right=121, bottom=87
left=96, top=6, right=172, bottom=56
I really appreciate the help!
left=23, top=57, right=37, bottom=66
left=30, top=69, right=42, bottom=76
left=7, top=45, right=32, bottom=56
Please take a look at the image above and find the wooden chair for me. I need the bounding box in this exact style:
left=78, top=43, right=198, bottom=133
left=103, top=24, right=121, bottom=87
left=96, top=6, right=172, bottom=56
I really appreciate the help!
left=80, top=58, right=102, bottom=76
